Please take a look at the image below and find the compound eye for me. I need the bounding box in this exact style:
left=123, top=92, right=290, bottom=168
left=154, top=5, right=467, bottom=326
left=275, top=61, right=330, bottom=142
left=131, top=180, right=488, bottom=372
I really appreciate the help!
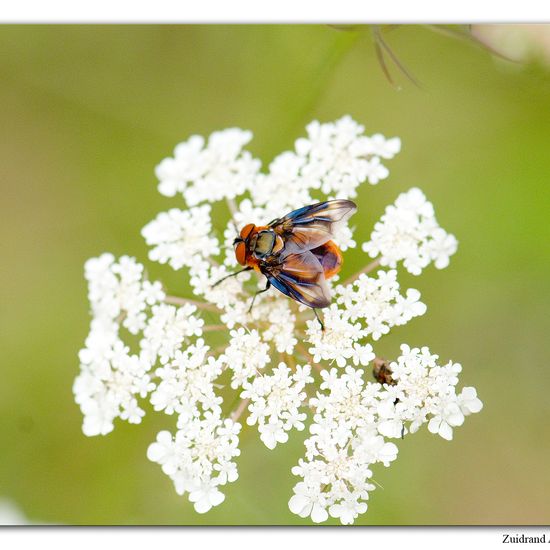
left=240, top=223, right=255, bottom=239
left=235, top=241, right=247, bottom=266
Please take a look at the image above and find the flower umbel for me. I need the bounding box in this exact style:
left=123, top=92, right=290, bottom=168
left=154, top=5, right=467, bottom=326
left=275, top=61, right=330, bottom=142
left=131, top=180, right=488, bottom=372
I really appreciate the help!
left=74, top=116, right=482, bottom=523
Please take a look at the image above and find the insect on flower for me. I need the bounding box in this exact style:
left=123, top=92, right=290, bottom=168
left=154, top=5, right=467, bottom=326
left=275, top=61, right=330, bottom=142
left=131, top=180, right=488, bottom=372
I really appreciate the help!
left=76, top=120, right=483, bottom=523
left=372, top=357, right=396, bottom=386
left=213, top=200, right=357, bottom=328
left=372, top=356, right=405, bottom=439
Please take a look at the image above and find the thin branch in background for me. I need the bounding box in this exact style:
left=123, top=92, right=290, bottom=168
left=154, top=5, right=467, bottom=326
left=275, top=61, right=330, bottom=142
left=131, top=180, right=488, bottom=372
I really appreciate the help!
left=373, top=33, right=399, bottom=89
left=372, top=25, right=422, bottom=89
left=370, top=24, right=518, bottom=89
left=425, top=24, right=520, bottom=64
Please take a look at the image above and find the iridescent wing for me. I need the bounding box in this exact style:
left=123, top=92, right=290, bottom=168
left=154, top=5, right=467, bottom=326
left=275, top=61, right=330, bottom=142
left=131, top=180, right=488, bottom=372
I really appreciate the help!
left=262, top=250, right=331, bottom=309
left=269, top=199, right=357, bottom=257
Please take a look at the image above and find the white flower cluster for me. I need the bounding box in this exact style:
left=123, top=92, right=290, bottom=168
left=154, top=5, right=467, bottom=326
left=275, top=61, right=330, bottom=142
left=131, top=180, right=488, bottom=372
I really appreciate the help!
left=220, top=328, right=270, bottom=389
left=305, top=269, right=427, bottom=366
left=289, top=366, right=398, bottom=525
left=376, top=344, right=483, bottom=441
left=289, top=346, right=483, bottom=525
left=141, top=303, right=204, bottom=365
left=83, top=253, right=165, bottom=334
left=76, top=117, right=481, bottom=524
left=363, top=187, right=459, bottom=275
left=291, top=117, right=401, bottom=194
left=147, top=412, right=241, bottom=514
left=241, top=363, right=313, bottom=449
left=150, top=339, right=223, bottom=421
left=142, top=205, right=220, bottom=271
left=74, top=254, right=242, bottom=512
left=74, top=254, right=165, bottom=436
left=336, top=269, right=427, bottom=340
left=154, top=128, right=260, bottom=205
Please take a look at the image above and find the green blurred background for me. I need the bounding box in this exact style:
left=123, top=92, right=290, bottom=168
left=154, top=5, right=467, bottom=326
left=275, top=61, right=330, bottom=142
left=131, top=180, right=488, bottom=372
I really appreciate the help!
left=1, top=25, right=549, bottom=525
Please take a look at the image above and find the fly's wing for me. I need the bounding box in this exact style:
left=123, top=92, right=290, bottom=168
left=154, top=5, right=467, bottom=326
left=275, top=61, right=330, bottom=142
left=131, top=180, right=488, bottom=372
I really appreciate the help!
left=263, top=251, right=331, bottom=309
left=269, top=199, right=357, bottom=257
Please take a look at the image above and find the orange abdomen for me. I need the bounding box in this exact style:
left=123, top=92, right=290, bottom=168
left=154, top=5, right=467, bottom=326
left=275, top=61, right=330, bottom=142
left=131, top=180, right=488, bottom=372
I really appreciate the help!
left=311, top=240, right=343, bottom=279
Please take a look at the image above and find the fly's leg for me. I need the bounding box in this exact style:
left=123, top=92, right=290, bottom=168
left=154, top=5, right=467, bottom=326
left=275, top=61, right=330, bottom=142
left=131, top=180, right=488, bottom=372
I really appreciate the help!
left=394, top=396, right=405, bottom=439
left=248, top=280, right=271, bottom=313
left=313, top=308, right=325, bottom=332
left=211, top=267, right=252, bottom=288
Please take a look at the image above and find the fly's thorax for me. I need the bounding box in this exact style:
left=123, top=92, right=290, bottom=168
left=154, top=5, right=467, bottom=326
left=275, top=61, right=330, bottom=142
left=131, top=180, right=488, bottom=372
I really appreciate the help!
left=251, top=230, right=284, bottom=259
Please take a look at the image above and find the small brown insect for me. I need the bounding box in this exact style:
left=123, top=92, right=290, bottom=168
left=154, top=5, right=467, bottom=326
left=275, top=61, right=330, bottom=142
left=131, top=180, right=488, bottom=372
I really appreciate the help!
left=372, top=357, right=396, bottom=386
left=372, top=357, right=405, bottom=439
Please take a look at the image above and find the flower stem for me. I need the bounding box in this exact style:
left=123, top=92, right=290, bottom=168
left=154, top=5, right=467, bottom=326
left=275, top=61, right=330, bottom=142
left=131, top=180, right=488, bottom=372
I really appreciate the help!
left=342, top=257, right=381, bottom=286
left=284, top=352, right=296, bottom=369
left=296, top=343, right=315, bottom=365
left=203, top=324, right=227, bottom=332
left=230, top=398, right=250, bottom=422
left=226, top=197, right=238, bottom=217
left=296, top=343, right=325, bottom=374
left=164, top=294, right=220, bottom=313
